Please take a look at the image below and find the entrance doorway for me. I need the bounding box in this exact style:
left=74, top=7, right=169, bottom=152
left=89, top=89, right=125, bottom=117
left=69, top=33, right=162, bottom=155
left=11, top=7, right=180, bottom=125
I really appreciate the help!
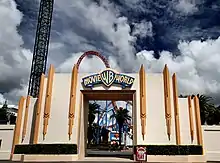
left=81, top=90, right=136, bottom=158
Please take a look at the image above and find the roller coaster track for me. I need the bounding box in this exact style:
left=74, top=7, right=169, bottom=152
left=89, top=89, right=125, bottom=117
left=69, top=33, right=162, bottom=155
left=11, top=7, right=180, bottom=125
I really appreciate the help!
left=76, top=51, right=110, bottom=69
left=99, top=101, right=133, bottom=129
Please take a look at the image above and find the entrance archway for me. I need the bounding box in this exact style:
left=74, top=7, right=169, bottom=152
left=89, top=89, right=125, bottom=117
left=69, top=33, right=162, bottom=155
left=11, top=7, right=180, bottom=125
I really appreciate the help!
left=76, top=51, right=132, bottom=140
left=79, top=90, right=136, bottom=159
left=74, top=51, right=135, bottom=159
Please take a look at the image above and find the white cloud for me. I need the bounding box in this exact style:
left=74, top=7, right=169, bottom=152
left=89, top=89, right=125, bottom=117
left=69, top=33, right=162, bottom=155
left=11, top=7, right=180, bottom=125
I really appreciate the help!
left=0, top=0, right=32, bottom=104
left=136, top=37, right=220, bottom=103
left=174, top=0, right=200, bottom=15
left=132, top=21, right=154, bottom=38
left=3, top=84, right=28, bottom=104
left=51, top=0, right=136, bottom=71
left=1, top=0, right=220, bottom=106
left=0, top=94, right=6, bottom=105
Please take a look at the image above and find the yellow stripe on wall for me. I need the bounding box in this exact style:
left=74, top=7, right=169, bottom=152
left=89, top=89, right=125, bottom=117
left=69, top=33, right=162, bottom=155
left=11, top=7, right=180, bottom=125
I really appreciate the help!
left=163, top=64, right=172, bottom=140
left=68, top=64, right=78, bottom=140
left=188, top=96, right=194, bottom=143
left=21, top=95, right=31, bottom=142
left=33, top=74, right=45, bottom=144
left=172, top=73, right=181, bottom=145
left=139, top=64, right=147, bottom=140
left=43, top=65, right=55, bottom=140
left=194, top=96, right=203, bottom=145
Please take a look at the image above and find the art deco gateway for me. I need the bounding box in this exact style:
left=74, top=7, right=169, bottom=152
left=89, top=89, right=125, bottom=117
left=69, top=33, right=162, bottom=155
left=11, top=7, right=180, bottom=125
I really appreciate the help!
left=10, top=51, right=205, bottom=162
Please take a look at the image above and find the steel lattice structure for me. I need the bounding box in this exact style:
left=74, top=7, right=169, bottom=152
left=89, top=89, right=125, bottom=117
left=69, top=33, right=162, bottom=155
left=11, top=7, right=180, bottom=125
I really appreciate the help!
left=28, top=0, right=54, bottom=97
left=27, top=0, right=111, bottom=97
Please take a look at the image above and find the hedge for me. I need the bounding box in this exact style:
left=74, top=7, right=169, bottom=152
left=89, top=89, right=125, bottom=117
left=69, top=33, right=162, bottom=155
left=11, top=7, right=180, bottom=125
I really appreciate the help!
left=14, top=144, right=202, bottom=156
left=14, top=144, right=77, bottom=155
left=134, top=145, right=203, bottom=155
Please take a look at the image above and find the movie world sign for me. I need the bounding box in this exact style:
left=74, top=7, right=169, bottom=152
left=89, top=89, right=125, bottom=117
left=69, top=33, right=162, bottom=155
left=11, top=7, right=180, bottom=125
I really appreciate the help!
left=82, top=69, right=135, bottom=88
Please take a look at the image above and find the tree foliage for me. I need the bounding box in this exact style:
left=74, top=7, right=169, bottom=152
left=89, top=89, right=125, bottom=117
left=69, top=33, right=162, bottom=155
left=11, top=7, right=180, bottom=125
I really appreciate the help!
left=0, top=102, right=8, bottom=124
left=88, top=102, right=100, bottom=127
left=180, top=94, right=220, bottom=125
left=87, top=102, right=100, bottom=145
left=0, top=101, right=16, bottom=124
left=110, top=107, right=131, bottom=146
left=196, top=94, right=214, bottom=125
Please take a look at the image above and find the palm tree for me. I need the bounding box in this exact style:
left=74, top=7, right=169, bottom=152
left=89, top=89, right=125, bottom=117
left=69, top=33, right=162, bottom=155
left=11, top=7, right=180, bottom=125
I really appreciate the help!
left=0, top=101, right=13, bottom=124
left=110, top=107, right=131, bottom=146
left=193, top=94, right=216, bottom=125
left=179, top=94, right=219, bottom=125
left=0, top=106, right=8, bottom=124
left=214, top=106, right=220, bottom=125
left=87, top=102, right=100, bottom=145
left=206, top=107, right=220, bottom=125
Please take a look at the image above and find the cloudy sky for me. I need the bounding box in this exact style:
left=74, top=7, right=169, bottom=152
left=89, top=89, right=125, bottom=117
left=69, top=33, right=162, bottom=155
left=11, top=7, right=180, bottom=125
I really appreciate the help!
left=0, top=0, right=220, bottom=105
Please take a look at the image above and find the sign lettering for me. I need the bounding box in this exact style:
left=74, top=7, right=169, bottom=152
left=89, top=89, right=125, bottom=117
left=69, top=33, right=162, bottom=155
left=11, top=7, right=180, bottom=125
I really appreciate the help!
left=82, top=69, right=135, bottom=88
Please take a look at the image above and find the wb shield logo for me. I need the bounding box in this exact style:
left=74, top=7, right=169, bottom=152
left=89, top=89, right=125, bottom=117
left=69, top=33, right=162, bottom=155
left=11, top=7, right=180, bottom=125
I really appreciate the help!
left=82, top=68, right=135, bottom=88
left=100, top=70, right=116, bottom=87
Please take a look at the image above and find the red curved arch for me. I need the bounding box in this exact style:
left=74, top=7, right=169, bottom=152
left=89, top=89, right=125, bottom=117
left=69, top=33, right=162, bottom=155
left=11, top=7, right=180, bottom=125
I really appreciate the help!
left=76, top=51, right=110, bottom=69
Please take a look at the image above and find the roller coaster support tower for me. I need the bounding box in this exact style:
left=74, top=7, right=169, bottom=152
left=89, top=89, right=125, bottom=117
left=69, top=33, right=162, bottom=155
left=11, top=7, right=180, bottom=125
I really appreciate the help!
left=28, top=0, right=54, bottom=97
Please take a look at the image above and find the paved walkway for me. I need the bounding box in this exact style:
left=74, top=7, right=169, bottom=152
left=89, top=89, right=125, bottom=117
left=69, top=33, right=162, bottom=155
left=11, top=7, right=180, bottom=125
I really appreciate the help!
left=86, top=149, right=133, bottom=159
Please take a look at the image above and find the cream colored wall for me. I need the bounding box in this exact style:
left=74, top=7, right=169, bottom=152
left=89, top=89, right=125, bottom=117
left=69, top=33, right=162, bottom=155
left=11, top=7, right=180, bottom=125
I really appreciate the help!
left=9, top=71, right=204, bottom=153
left=2, top=70, right=220, bottom=161
left=38, top=74, right=80, bottom=144
left=78, top=72, right=195, bottom=146
left=18, top=72, right=198, bottom=146
left=37, top=78, right=47, bottom=143
left=139, top=73, right=176, bottom=145
left=169, top=77, right=177, bottom=145
left=15, top=82, right=46, bottom=144
left=79, top=73, right=176, bottom=145
left=2, top=125, right=220, bottom=161
left=17, top=98, right=26, bottom=144
left=43, top=74, right=70, bottom=143
left=0, top=125, right=14, bottom=160
left=178, top=98, right=197, bottom=145
left=202, top=126, right=220, bottom=161
left=22, top=98, right=37, bottom=144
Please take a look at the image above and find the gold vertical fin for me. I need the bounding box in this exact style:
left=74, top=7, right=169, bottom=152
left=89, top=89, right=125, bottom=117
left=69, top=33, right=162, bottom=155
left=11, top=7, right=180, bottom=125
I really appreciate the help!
left=188, top=96, right=194, bottom=143
left=68, top=64, right=78, bottom=140
left=163, top=64, right=172, bottom=140
left=172, top=73, right=181, bottom=145
left=33, top=74, right=45, bottom=144
left=10, top=96, right=25, bottom=160
left=43, top=65, right=55, bottom=140
left=139, top=64, right=147, bottom=140
left=21, top=95, right=31, bottom=142
left=194, top=96, right=203, bottom=145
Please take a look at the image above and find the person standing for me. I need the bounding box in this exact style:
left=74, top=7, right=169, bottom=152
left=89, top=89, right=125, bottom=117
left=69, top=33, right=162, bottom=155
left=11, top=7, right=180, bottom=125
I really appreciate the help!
left=101, top=125, right=109, bottom=144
